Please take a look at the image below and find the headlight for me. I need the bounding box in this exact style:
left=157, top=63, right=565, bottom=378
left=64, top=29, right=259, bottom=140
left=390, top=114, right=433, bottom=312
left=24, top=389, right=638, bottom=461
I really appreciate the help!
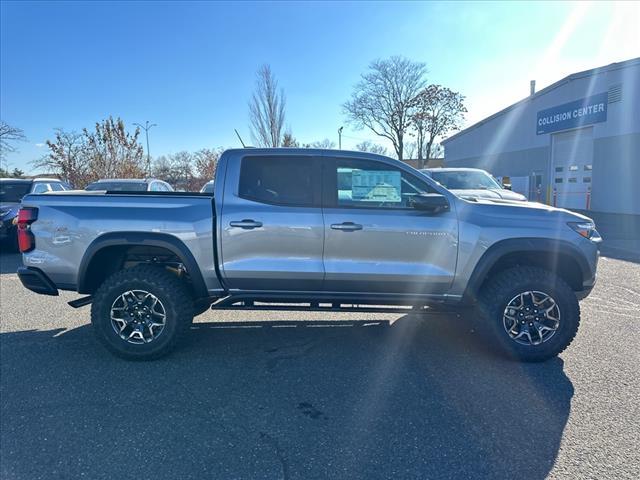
left=567, top=221, right=601, bottom=241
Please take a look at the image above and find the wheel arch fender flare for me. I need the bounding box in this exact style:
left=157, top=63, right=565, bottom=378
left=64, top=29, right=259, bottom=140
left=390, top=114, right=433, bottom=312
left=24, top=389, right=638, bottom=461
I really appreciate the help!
left=77, top=231, right=208, bottom=298
left=463, top=238, right=591, bottom=302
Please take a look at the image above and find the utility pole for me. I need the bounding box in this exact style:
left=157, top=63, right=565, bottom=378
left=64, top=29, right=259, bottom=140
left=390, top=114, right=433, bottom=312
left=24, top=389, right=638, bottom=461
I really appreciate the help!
left=133, top=121, right=157, bottom=176
left=338, top=126, right=343, bottom=150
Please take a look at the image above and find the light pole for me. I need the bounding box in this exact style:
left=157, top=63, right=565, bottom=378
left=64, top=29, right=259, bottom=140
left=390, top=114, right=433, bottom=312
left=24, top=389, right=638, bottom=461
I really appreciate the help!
left=133, top=121, right=157, bottom=176
left=338, top=126, right=343, bottom=150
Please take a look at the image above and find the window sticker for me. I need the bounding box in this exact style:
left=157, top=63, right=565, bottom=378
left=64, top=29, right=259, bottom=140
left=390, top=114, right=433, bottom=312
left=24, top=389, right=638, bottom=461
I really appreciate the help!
left=351, top=170, right=402, bottom=203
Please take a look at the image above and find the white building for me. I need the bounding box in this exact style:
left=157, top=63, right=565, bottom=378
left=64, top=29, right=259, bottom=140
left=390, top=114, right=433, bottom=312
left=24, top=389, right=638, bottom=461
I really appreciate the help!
left=442, top=57, right=640, bottom=215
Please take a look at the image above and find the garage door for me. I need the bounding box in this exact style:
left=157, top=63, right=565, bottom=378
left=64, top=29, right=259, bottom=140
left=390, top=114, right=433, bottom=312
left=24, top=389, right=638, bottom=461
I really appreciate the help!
left=551, top=127, right=593, bottom=209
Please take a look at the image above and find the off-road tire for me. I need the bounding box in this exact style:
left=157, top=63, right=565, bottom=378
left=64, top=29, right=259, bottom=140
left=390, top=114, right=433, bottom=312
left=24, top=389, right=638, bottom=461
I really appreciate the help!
left=91, top=265, right=193, bottom=360
left=478, top=266, right=580, bottom=362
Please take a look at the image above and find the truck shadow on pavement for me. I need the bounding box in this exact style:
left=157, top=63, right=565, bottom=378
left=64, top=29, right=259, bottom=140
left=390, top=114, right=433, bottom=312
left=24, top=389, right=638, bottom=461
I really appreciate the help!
left=1, top=314, right=573, bottom=480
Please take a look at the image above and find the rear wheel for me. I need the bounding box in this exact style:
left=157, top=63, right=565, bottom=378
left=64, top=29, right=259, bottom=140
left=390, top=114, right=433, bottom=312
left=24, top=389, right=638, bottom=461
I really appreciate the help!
left=91, top=265, right=193, bottom=360
left=478, top=266, right=580, bottom=362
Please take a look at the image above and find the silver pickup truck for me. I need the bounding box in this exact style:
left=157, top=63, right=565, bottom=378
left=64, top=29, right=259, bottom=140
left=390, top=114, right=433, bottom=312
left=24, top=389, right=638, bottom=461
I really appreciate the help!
left=16, top=148, right=601, bottom=362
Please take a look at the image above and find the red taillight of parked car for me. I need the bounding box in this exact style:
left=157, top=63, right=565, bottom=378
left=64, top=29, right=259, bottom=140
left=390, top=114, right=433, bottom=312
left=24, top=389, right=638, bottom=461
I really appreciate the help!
left=16, top=207, right=38, bottom=253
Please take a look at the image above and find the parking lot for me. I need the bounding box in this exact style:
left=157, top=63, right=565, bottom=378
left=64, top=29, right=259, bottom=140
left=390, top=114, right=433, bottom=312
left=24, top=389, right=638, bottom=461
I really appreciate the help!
left=1, top=251, right=638, bottom=479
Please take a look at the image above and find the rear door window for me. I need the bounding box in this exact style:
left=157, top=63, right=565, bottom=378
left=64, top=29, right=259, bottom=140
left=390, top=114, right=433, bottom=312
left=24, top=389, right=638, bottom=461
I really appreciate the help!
left=239, top=156, right=318, bottom=207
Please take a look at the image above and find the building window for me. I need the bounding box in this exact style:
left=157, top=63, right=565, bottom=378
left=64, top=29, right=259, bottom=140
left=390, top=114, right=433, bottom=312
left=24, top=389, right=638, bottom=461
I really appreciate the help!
left=568, top=177, right=577, bottom=183
left=583, top=177, right=592, bottom=183
left=584, top=164, right=593, bottom=171
left=569, top=165, right=578, bottom=171
left=555, top=178, right=563, bottom=183
left=555, top=167, right=563, bottom=172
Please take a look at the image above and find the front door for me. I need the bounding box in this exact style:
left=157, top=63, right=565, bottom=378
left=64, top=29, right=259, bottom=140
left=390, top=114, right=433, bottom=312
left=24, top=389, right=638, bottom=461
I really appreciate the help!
left=322, top=157, right=458, bottom=295
left=220, top=154, right=324, bottom=291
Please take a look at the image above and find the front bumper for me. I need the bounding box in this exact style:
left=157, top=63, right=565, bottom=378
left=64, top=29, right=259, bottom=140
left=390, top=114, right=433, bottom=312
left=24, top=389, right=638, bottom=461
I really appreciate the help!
left=17, top=267, right=59, bottom=296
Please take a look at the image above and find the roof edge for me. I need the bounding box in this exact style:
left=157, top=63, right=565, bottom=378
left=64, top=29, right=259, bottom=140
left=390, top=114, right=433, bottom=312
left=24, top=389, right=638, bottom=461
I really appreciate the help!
left=442, top=56, right=640, bottom=144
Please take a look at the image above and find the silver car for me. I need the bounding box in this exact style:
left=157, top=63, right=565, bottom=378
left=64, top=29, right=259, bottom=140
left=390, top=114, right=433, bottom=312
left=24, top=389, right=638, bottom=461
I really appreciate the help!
left=85, top=178, right=174, bottom=192
left=422, top=167, right=527, bottom=201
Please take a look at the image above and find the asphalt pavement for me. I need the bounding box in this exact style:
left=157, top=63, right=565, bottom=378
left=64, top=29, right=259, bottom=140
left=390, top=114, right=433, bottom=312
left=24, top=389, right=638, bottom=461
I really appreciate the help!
left=1, top=251, right=638, bottom=479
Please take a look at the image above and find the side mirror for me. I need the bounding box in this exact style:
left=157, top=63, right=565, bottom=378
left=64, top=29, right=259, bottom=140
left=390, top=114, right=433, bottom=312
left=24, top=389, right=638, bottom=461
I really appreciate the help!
left=409, top=193, right=449, bottom=213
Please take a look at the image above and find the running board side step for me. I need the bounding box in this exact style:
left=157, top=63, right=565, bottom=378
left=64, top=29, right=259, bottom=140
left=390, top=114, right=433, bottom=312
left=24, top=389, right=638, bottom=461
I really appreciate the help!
left=68, top=296, right=93, bottom=308
left=211, top=299, right=449, bottom=315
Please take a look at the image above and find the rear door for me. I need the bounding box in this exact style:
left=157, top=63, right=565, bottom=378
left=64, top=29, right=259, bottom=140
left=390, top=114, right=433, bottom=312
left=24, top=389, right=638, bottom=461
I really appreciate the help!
left=322, top=156, right=458, bottom=295
left=220, top=154, right=324, bottom=291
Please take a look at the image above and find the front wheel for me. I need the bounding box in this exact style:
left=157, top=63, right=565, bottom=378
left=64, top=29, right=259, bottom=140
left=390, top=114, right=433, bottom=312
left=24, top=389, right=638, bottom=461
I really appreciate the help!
left=478, top=266, right=580, bottom=362
left=91, top=265, right=194, bottom=360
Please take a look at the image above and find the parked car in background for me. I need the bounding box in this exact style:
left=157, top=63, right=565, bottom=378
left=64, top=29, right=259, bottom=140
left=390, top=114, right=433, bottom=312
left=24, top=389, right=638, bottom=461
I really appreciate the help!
left=421, top=168, right=527, bottom=202
left=1, top=178, right=69, bottom=248
left=200, top=180, right=215, bottom=193
left=85, top=178, right=174, bottom=192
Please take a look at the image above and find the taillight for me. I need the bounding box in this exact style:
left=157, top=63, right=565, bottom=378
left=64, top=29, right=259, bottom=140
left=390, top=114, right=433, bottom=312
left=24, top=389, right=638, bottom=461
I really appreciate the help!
left=17, top=207, right=38, bottom=253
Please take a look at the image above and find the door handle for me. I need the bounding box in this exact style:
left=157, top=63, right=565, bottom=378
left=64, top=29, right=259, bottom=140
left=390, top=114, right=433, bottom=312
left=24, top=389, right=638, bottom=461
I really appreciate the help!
left=229, top=219, right=263, bottom=229
left=331, top=222, right=363, bottom=231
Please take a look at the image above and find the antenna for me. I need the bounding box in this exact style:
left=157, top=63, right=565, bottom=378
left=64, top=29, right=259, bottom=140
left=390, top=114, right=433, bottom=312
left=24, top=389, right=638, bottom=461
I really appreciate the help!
left=234, top=129, right=247, bottom=148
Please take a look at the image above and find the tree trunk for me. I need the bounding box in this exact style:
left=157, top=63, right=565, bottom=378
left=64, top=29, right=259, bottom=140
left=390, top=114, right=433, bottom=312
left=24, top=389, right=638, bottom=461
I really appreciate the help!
left=425, top=138, right=435, bottom=166
left=416, top=126, right=425, bottom=169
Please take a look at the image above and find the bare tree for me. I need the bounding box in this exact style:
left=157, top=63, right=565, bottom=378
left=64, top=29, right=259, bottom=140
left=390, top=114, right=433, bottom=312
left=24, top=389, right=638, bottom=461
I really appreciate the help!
left=409, top=84, right=466, bottom=168
left=0, top=121, right=27, bottom=168
left=249, top=64, right=286, bottom=147
left=170, top=151, right=196, bottom=191
left=84, top=117, right=145, bottom=179
left=151, top=155, right=178, bottom=184
left=35, top=129, right=87, bottom=187
left=37, top=118, right=145, bottom=187
left=281, top=129, right=299, bottom=147
left=308, top=138, right=335, bottom=149
left=343, top=56, right=426, bottom=160
left=403, top=141, right=417, bottom=160
left=194, top=148, right=221, bottom=181
left=355, top=140, right=389, bottom=156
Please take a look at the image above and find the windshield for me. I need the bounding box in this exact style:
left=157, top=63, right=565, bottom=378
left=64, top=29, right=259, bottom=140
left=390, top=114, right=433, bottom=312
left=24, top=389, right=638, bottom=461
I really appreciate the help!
left=201, top=182, right=215, bottom=193
left=430, top=170, right=501, bottom=190
left=86, top=182, right=148, bottom=191
left=0, top=182, right=31, bottom=202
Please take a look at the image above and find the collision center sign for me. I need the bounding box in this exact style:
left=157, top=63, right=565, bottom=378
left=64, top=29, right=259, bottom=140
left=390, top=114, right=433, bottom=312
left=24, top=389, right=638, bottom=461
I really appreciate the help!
left=536, top=92, right=608, bottom=135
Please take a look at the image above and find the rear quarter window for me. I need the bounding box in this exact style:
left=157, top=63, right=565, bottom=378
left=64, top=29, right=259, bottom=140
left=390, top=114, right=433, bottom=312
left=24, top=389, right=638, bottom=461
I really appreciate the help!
left=239, top=156, right=316, bottom=206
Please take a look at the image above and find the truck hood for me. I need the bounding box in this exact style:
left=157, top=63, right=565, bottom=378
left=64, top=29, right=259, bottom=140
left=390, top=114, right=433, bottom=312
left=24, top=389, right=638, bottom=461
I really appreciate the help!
left=450, top=188, right=527, bottom=202
left=458, top=195, right=594, bottom=224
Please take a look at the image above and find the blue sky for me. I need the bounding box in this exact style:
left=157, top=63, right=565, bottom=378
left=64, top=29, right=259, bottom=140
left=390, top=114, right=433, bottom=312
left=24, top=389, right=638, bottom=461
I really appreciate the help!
left=1, top=1, right=638, bottom=172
